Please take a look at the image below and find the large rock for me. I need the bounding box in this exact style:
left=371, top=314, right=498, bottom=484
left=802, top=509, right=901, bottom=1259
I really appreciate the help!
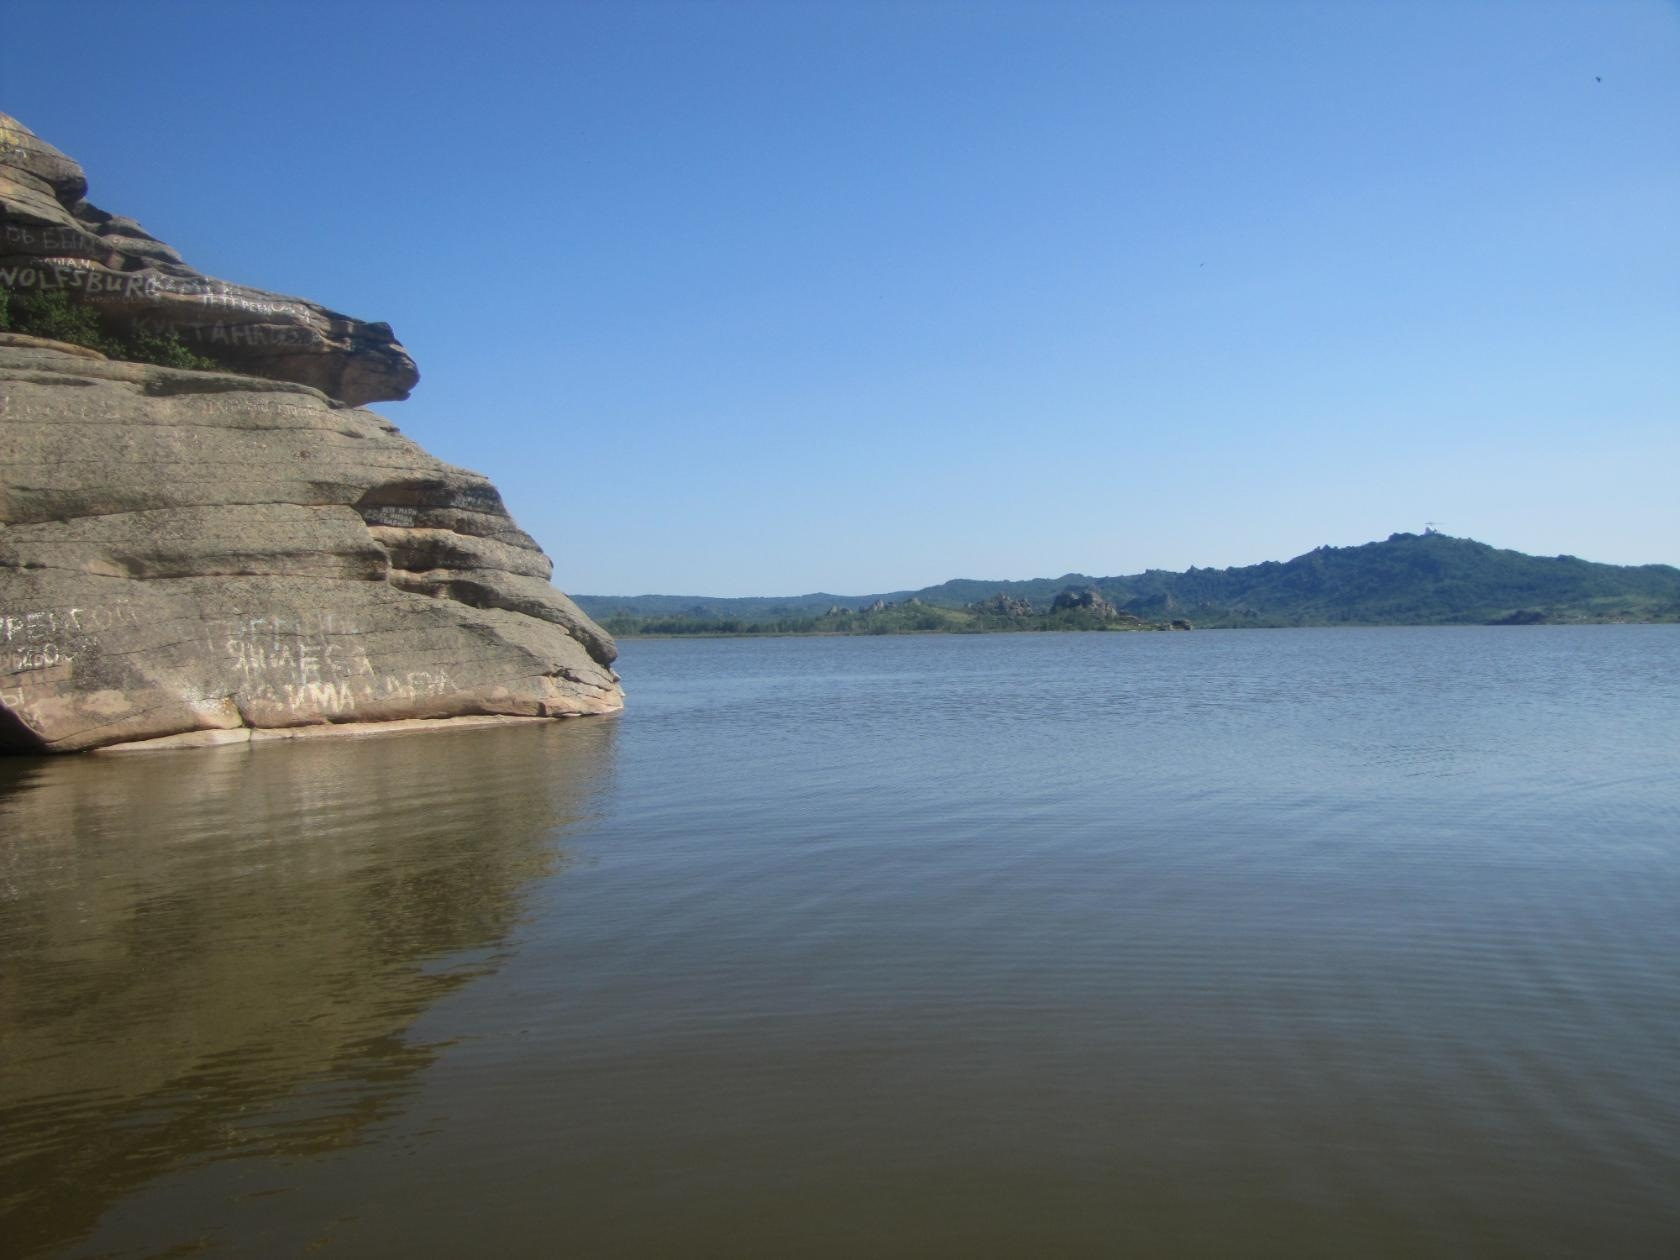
left=1050, top=586, right=1118, bottom=616
left=0, top=334, right=621, bottom=753
left=0, top=113, right=417, bottom=406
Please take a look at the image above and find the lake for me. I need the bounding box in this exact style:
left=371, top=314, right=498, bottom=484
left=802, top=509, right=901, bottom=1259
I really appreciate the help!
left=3, top=627, right=1678, bottom=1257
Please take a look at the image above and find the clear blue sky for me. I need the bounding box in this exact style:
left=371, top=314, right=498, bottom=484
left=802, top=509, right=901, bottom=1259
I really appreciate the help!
left=5, top=0, right=1676, bottom=596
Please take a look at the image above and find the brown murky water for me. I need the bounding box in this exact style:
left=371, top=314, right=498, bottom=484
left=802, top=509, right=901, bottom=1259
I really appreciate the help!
left=3, top=629, right=1679, bottom=1257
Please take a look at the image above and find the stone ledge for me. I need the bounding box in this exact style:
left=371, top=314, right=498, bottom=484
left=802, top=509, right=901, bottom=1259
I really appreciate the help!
left=0, top=331, right=109, bottom=359
left=92, top=713, right=579, bottom=754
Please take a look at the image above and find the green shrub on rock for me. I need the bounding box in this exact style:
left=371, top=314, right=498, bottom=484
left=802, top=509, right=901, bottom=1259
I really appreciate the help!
left=0, top=288, right=216, bottom=370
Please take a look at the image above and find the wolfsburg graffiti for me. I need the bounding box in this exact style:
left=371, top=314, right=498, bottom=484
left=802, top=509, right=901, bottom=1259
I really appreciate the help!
left=0, top=254, right=311, bottom=320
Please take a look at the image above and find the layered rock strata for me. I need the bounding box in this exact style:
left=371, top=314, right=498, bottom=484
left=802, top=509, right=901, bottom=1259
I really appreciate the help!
left=0, top=334, right=621, bottom=753
left=0, top=113, right=417, bottom=406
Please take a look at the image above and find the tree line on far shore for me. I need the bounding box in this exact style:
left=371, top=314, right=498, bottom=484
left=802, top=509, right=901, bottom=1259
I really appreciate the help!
left=582, top=532, right=1680, bottom=637
left=600, top=588, right=1192, bottom=638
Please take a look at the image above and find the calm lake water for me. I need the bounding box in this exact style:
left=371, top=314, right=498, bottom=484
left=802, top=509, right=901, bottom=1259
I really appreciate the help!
left=3, top=627, right=1678, bottom=1257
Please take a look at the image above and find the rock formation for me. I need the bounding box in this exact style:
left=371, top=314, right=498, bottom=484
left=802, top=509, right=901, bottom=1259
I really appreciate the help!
left=0, top=119, right=622, bottom=753
left=1050, top=586, right=1119, bottom=616
left=1, top=335, right=621, bottom=752
left=969, top=592, right=1033, bottom=618
left=0, top=113, right=417, bottom=406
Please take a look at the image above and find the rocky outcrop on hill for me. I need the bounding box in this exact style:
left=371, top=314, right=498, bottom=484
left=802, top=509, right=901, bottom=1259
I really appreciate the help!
left=0, top=113, right=417, bottom=406
left=1050, top=586, right=1119, bottom=616
left=969, top=592, right=1033, bottom=618
left=1, top=335, right=621, bottom=752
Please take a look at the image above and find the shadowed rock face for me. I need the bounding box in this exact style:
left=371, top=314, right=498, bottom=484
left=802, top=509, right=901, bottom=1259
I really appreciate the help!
left=0, top=335, right=621, bottom=753
left=0, top=113, right=418, bottom=406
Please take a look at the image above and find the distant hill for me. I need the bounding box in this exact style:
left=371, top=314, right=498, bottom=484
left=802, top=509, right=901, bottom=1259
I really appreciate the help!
left=574, top=533, right=1680, bottom=633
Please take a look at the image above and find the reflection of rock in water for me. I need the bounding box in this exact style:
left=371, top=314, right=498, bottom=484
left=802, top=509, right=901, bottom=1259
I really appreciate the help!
left=0, top=719, right=616, bottom=1259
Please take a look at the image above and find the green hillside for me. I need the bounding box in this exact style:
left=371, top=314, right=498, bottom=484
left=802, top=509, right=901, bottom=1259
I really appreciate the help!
left=576, top=533, right=1680, bottom=635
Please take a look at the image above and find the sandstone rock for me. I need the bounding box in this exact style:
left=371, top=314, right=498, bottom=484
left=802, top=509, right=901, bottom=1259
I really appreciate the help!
left=1, top=336, right=621, bottom=752
left=0, top=113, right=417, bottom=406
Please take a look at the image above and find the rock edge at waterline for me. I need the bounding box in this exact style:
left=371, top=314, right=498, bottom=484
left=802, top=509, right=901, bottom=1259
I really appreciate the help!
left=0, top=335, right=622, bottom=753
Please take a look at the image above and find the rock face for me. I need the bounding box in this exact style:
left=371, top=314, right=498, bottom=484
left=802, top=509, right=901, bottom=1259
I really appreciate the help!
left=1, top=113, right=417, bottom=406
left=1, top=334, right=621, bottom=753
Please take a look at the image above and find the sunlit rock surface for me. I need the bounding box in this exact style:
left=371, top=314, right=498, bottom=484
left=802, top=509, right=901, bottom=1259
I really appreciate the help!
left=0, top=335, right=621, bottom=752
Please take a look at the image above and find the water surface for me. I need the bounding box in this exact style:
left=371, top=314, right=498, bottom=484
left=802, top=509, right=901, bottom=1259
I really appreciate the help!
left=3, top=627, right=1678, bottom=1256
